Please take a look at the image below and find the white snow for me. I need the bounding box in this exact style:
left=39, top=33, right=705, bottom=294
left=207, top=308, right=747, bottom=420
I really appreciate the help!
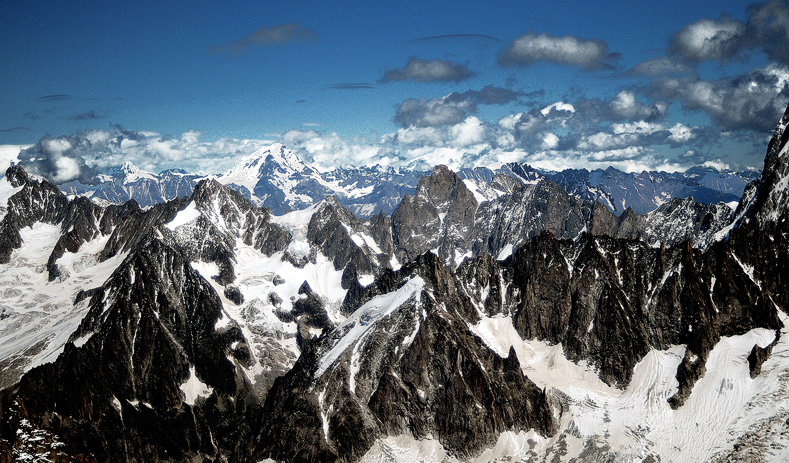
left=0, top=225, right=128, bottom=379
left=191, top=233, right=346, bottom=386
left=471, top=430, right=549, bottom=463
left=72, top=333, right=93, bottom=348
left=731, top=251, right=761, bottom=290
left=465, top=313, right=783, bottom=462
left=217, top=144, right=313, bottom=206
left=0, top=144, right=24, bottom=171
left=179, top=366, right=214, bottom=405
left=496, top=243, right=513, bottom=261
left=360, top=434, right=454, bottom=463
left=463, top=179, right=489, bottom=204
left=389, top=254, right=402, bottom=271
left=0, top=175, right=23, bottom=220
left=356, top=232, right=383, bottom=254
left=316, top=276, right=424, bottom=378
left=453, top=248, right=471, bottom=267
left=317, top=385, right=332, bottom=440
left=271, top=202, right=320, bottom=259
left=165, top=202, right=201, bottom=230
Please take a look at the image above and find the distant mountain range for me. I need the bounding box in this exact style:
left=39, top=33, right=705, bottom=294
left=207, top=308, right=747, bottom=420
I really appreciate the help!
left=52, top=143, right=756, bottom=218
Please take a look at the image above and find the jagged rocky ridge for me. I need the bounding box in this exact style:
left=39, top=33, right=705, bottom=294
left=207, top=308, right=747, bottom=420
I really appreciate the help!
left=0, top=103, right=787, bottom=461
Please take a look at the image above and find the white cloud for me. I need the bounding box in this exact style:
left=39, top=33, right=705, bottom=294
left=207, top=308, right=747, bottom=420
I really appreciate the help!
left=45, top=138, right=71, bottom=155
left=52, top=156, right=80, bottom=183
left=498, top=112, right=523, bottom=131
left=609, top=90, right=667, bottom=121
left=500, top=33, right=615, bottom=69
left=653, top=64, right=789, bottom=131
left=449, top=117, right=486, bottom=147
left=542, top=133, right=559, bottom=149
left=540, top=102, right=575, bottom=116
left=702, top=159, right=731, bottom=171
left=671, top=18, right=745, bottom=61
left=395, top=126, right=445, bottom=146
left=395, top=95, right=477, bottom=127
left=668, top=123, right=695, bottom=143
left=611, top=121, right=664, bottom=134
left=381, top=58, right=472, bottom=83
left=282, top=129, right=398, bottom=169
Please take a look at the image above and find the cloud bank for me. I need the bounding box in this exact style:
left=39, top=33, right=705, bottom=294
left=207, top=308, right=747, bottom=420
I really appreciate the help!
left=15, top=128, right=275, bottom=184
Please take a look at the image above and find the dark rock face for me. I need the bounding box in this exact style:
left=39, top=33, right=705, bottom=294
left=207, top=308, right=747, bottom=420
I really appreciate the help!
left=392, top=165, right=478, bottom=268
left=4, top=237, right=261, bottom=462
left=470, top=180, right=615, bottom=259
left=168, top=179, right=291, bottom=285
left=307, top=196, right=391, bottom=286
left=639, top=196, right=733, bottom=250
left=257, top=253, right=556, bottom=463
left=735, top=102, right=789, bottom=229
left=0, top=166, right=69, bottom=265
left=469, top=179, right=734, bottom=261
left=490, top=230, right=782, bottom=395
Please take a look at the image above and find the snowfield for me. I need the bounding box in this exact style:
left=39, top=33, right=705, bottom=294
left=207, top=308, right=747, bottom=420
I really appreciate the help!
left=0, top=224, right=128, bottom=387
left=359, top=313, right=789, bottom=462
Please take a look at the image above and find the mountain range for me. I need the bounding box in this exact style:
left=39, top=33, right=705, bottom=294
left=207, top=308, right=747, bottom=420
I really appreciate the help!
left=55, top=143, right=755, bottom=219
left=0, top=103, right=786, bottom=462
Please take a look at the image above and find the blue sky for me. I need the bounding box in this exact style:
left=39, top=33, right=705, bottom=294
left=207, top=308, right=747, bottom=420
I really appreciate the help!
left=2, top=0, right=788, bottom=181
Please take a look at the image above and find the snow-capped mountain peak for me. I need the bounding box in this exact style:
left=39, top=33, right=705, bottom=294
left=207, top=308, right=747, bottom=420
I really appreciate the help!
left=104, top=161, right=157, bottom=184
left=219, top=144, right=309, bottom=190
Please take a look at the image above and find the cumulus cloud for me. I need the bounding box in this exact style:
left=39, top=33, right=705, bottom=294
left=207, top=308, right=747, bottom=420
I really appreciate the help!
left=395, top=86, right=523, bottom=128
left=608, top=90, right=668, bottom=120
left=18, top=136, right=100, bottom=184
left=395, top=96, right=476, bottom=128
left=576, top=122, right=694, bottom=152
left=670, top=17, right=745, bottom=62
left=381, top=57, right=473, bottom=83
left=456, top=85, right=524, bottom=105
left=448, top=116, right=487, bottom=147
left=570, top=91, right=668, bottom=126
left=210, top=23, right=316, bottom=53
left=745, top=0, right=789, bottom=64
left=499, top=32, right=618, bottom=69
left=668, top=1, right=789, bottom=64
left=651, top=64, right=789, bottom=131
left=629, top=57, right=695, bottom=76
left=282, top=129, right=400, bottom=168
left=394, top=125, right=446, bottom=146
